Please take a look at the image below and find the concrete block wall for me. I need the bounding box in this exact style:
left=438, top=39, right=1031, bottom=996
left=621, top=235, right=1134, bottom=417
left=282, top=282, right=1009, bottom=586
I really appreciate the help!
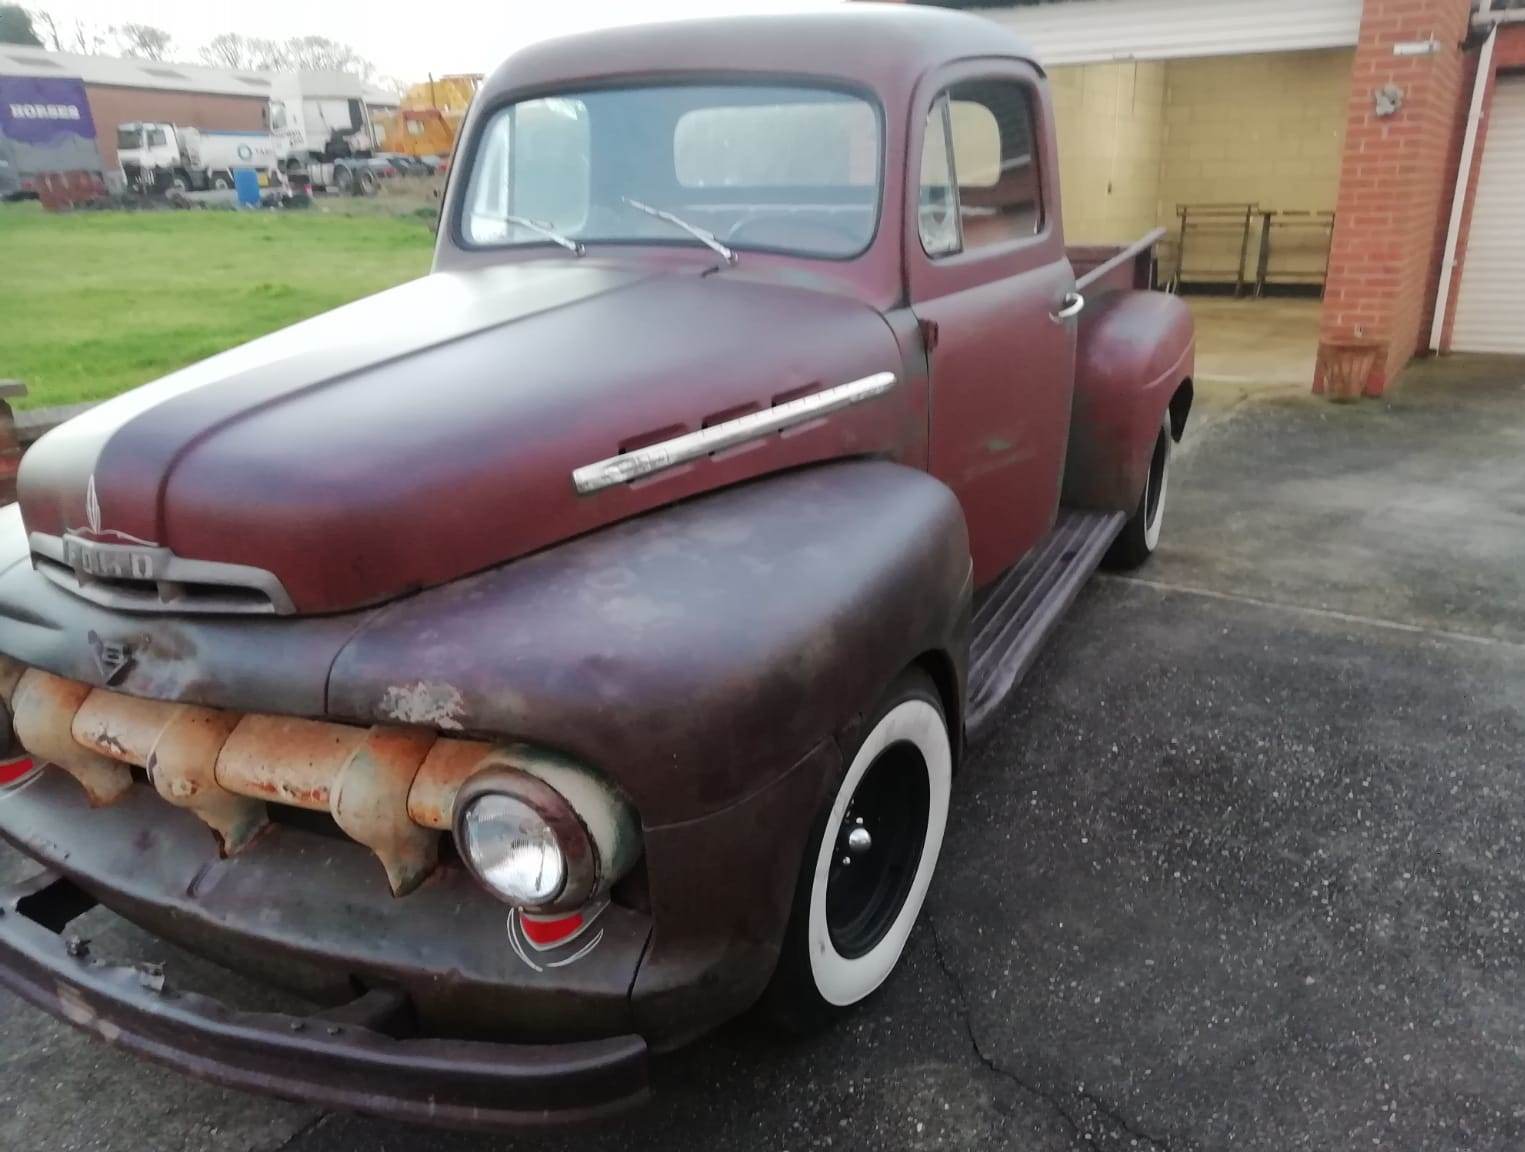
left=1052, top=49, right=1350, bottom=254
left=1318, top=0, right=1473, bottom=396
left=1049, top=60, right=1168, bottom=244
left=1157, top=50, right=1352, bottom=220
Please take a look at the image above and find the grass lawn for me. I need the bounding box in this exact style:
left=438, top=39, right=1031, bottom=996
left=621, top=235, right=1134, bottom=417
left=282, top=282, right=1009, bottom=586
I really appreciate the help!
left=0, top=202, right=435, bottom=409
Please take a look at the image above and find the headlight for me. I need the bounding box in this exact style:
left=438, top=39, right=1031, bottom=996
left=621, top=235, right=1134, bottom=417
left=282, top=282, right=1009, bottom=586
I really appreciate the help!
left=459, top=794, right=566, bottom=905
left=453, top=768, right=598, bottom=912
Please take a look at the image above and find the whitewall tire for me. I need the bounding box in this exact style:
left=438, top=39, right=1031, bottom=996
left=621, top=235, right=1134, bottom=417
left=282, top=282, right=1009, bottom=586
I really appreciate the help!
left=1106, top=411, right=1173, bottom=570
left=763, top=668, right=952, bottom=1027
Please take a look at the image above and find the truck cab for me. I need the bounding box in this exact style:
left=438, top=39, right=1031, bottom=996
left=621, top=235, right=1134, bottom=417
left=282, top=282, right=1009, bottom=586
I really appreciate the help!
left=116, top=121, right=183, bottom=189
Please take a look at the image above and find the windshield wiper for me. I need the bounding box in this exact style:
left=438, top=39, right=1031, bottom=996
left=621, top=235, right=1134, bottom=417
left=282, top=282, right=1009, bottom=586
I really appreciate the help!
left=622, top=198, right=737, bottom=266
left=502, top=214, right=584, bottom=256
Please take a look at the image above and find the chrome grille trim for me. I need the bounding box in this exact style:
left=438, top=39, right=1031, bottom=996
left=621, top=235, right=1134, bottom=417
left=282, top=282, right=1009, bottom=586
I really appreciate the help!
left=29, top=532, right=296, bottom=616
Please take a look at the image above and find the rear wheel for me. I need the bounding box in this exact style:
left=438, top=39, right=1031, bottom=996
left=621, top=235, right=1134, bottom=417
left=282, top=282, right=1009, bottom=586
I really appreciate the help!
left=357, top=167, right=379, bottom=197
left=334, top=165, right=354, bottom=194
left=1105, top=411, right=1172, bottom=570
left=762, top=668, right=951, bottom=1031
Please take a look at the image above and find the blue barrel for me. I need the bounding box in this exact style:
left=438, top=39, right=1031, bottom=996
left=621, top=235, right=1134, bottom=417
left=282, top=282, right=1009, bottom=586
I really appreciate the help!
left=233, top=168, right=261, bottom=207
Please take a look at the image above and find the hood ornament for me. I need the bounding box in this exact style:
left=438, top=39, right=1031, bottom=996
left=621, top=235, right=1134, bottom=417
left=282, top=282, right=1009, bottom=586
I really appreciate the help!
left=65, top=473, right=158, bottom=547
left=86, top=475, right=102, bottom=535
left=87, top=630, right=136, bottom=686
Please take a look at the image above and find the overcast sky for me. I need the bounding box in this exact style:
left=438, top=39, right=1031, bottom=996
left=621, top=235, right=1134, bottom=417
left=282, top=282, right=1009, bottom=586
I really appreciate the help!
left=34, top=0, right=842, bottom=83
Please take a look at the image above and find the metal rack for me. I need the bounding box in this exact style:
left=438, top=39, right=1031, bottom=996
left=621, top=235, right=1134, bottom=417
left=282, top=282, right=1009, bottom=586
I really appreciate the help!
left=1254, top=210, right=1336, bottom=296
left=1170, top=203, right=1258, bottom=296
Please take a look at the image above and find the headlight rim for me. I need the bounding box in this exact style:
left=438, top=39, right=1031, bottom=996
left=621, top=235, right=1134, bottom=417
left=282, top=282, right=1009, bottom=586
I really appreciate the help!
left=452, top=766, right=599, bottom=913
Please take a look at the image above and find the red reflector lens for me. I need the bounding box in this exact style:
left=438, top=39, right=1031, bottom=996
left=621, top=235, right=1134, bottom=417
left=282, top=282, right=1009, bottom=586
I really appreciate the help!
left=0, top=757, right=35, bottom=785
left=520, top=911, right=583, bottom=948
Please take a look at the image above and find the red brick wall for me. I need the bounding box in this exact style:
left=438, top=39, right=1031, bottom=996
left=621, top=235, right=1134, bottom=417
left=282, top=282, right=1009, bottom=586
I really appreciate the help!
left=1435, top=24, right=1525, bottom=350
left=1317, top=0, right=1474, bottom=396
left=86, top=86, right=268, bottom=171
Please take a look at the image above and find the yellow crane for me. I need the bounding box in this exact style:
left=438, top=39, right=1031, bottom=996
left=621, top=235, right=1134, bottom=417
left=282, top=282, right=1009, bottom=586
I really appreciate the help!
left=375, top=74, right=482, bottom=164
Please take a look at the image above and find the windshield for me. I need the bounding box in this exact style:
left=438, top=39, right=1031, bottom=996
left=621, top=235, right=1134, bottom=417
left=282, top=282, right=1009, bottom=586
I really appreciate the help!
left=462, top=84, right=882, bottom=260
left=117, top=128, right=144, bottom=151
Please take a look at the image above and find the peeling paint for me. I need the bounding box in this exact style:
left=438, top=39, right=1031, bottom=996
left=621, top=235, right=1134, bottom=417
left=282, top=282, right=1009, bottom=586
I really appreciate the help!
left=380, top=682, right=466, bottom=731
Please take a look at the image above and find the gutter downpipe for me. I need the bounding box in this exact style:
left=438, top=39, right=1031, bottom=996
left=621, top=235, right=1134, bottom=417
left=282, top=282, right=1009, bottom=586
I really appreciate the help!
left=1429, top=22, right=1498, bottom=353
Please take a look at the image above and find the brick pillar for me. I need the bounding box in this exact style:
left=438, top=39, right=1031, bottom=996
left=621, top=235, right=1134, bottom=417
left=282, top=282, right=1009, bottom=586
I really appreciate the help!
left=1317, top=0, right=1473, bottom=396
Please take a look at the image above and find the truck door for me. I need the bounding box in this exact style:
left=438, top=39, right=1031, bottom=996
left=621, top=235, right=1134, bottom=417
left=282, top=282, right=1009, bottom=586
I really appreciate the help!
left=907, top=63, right=1077, bottom=588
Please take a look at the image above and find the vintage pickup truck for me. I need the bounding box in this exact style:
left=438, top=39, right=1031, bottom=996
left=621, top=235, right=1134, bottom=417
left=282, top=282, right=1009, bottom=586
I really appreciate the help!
left=0, top=6, right=1192, bottom=1129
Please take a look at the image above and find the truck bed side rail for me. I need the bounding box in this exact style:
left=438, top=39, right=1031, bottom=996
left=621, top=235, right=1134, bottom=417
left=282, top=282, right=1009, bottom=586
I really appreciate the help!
left=1071, top=227, right=1169, bottom=296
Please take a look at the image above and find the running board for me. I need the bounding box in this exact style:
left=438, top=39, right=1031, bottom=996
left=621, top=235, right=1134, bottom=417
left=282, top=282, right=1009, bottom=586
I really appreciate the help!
left=966, top=510, right=1125, bottom=736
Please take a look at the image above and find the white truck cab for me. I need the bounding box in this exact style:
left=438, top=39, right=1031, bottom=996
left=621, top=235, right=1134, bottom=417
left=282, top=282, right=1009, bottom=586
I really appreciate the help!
left=117, top=122, right=277, bottom=192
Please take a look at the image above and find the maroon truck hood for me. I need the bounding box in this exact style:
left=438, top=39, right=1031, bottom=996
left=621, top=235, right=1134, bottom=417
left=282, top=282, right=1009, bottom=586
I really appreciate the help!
left=17, top=261, right=913, bottom=614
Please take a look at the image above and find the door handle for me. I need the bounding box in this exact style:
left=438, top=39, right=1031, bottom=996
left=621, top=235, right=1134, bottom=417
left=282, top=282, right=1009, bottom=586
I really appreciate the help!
left=1051, top=291, right=1086, bottom=322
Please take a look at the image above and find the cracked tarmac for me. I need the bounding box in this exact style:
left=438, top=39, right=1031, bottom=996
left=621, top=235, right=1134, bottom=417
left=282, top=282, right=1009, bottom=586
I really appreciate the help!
left=5, top=355, right=1525, bottom=1150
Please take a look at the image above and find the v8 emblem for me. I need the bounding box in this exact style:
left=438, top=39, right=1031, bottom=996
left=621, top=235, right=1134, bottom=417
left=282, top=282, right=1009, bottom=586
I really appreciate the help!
left=87, top=631, right=136, bottom=686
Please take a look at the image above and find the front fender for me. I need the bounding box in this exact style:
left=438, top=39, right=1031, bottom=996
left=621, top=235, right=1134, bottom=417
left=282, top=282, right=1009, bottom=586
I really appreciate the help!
left=327, top=459, right=971, bottom=826
left=327, top=460, right=971, bottom=1045
left=1063, top=290, right=1194, bottom=513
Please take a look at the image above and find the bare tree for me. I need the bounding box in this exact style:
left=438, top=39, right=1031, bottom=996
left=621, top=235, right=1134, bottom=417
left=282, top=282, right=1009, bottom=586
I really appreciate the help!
left=113, top=22, right=172, bottom=61
left=198, top=31, right=376, bottom=78
left=277, top=35, right=375, bottom=79
left=199, top=31, right=283, bottom=71
left=66, top=17, right=107, bottom=55
left=30, top=9, right=110, bottom=54
left=29, top=6, right=61, bottom=49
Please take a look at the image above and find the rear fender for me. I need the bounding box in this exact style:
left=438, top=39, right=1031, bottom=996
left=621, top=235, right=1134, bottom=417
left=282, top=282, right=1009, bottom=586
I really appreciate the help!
left=1062, top=291, right=1194, bottom=513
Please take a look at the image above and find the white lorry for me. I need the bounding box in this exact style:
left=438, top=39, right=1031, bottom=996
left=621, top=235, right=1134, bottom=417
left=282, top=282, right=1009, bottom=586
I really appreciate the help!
left=116, top=123, right=278, bottom=192
left=265, top=72, right=385, bottom=195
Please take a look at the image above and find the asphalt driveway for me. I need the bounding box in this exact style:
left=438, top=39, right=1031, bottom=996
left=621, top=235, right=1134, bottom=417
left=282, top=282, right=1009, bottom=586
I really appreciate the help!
left=5, top=355, right=1525, bottom=1151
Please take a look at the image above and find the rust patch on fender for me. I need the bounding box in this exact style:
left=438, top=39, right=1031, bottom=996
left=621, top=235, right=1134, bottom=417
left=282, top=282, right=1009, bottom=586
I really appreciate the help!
left=379, top=681, right=466, bottom=731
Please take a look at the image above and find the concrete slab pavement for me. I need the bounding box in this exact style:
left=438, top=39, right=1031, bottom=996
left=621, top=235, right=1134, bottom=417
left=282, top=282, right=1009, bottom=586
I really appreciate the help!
left=4, top=351, right=1525, bottom=1151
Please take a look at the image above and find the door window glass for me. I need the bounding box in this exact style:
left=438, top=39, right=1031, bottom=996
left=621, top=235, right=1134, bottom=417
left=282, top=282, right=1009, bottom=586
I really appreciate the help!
left=918, top=79, right=1043, bottom=259
left=947, top=80, right=1042, bottom=249
left=917, top=96, right=959, bottom=257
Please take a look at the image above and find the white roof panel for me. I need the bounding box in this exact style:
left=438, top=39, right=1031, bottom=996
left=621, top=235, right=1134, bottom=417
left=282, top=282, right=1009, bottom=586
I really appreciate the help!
left=984, top=0, right=1364, bottom=66
left=0, top=48, right=394, bottom=105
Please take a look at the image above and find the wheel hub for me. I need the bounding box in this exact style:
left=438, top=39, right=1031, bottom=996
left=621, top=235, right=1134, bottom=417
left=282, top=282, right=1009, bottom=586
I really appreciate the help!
left=825, top=741, right=930, bottom=959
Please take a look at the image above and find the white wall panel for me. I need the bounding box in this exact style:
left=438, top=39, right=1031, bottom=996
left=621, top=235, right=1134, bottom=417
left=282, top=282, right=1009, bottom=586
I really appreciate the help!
left=1451, top=78, right=1525, bottom=355
left=987, top=0, right=1365, bottom=66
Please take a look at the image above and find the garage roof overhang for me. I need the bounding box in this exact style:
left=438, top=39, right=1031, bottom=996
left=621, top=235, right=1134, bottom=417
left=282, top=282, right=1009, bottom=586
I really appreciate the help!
left=984, top=0, right=1364, bottom=66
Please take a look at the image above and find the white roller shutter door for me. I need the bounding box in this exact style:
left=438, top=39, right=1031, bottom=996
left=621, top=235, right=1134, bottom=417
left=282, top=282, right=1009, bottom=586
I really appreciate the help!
left=1451, top=78, right=1525, bottom=356
left=986, top=0, right=1364, bottom=67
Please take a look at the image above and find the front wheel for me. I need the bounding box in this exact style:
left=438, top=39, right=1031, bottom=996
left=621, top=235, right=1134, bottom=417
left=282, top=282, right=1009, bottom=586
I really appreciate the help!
left=761, top=667, right=952, bottom=1031
left=1105, top=411, right=1173, bottom=570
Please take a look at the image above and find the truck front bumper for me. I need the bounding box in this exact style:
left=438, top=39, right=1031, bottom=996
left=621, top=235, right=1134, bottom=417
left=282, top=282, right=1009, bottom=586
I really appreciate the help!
left=0, top=770, right=654, bottom=1127
left=0, top=871, right=649, bottom=1128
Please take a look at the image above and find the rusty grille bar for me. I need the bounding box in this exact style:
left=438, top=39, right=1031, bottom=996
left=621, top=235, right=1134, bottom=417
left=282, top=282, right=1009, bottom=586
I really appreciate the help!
left=0, top=655, right=504, bottom=896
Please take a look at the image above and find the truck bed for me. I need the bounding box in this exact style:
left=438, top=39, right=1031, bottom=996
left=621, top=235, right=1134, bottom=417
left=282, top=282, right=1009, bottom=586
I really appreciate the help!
left=1068, top=227, right=1169, bottom=297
